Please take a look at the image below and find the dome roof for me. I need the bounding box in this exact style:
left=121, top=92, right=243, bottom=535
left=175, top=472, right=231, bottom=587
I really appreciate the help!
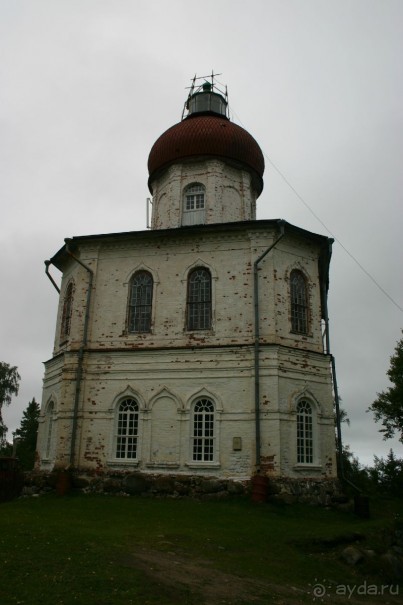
left=147, top=114, right=265, bottom=194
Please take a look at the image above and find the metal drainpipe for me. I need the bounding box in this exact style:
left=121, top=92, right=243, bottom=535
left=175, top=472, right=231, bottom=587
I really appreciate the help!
left=45, top=260, right=61, bottom=294
left=253, top=220, right=285, bottom=472
left=64, top=239, right=94, bottom=468
left=320, top=247, right=361, bottom=494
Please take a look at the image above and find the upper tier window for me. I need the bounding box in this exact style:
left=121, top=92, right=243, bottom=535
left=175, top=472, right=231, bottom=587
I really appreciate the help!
left=290, top=270, right=308, bottom=335
left=182, top=183, right=205, bottom=226
left=185, top=184, right=205, bottom=210
left=128, top=271, right=153, bottom=333
left=186, top=267, right=212, bottom=331
left=60, top=281, right=74, bottom=340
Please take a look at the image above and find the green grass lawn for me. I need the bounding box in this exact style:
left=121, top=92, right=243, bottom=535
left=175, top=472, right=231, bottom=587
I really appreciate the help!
left=0, top=493, right=401, bottom=605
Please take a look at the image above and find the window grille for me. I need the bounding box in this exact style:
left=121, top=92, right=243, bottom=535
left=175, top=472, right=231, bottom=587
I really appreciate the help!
left=290, top=270, right=308, bottom=334
left=192, top=399, right=215, bottom=462
left=115, top=398, right=139, bottom=459
left=128, top=271, right=153, bottom=333
left=297, top=400, right=313, bottom=464
left=60, top=281, right=74, bottom=339
left=187, top=268, right=212, bottom=330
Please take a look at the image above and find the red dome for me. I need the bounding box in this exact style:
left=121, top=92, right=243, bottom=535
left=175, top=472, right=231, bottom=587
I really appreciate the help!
left=147, top=114, right=265, bottom=194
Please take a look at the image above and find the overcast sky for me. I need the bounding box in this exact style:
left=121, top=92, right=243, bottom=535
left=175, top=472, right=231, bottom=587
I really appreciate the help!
left=1, top=0, right=402, bottom=466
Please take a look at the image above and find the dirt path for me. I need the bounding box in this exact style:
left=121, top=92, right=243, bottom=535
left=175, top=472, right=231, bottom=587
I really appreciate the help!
left=131, top=547, right=304, bottom=604
left=126, top=547, right=401, bottom=605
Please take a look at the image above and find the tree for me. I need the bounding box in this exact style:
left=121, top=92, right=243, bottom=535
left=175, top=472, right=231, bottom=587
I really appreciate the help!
left=368, top=333, right=403, bottom=443
left=0, top=362, right=20, bottom=447
left=14, top=398, right=40, bottom=470
left=0, top=440, right=13, bottom=457
left=369, top=449, right=403, bottom=497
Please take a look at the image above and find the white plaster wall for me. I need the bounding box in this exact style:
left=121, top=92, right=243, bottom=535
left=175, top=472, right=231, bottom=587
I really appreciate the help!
left=39, top=354, right=74, bottom=469
left=150, top=159, right=257, bottom=229
left=39, top=224, right=336, bottom=480
left=50, top=229, right=325, bottom=354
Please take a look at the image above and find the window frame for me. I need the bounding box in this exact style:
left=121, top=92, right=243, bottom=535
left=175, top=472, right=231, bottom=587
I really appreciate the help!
left=114, top=397, right=140, bottom=461
left=191, top=398, right=215, bottom=463
left=296, top=399, right=313, bottom=464
left=182, top=183, right=206, bottom=225
left=184, top=183, right=205, bottom=211
left=186, top=267, right=212, bottom=331
left=290, top=269, right=309, bottom=335
left=127, top=270, right=153, bottom=334
left=43, top=400, right=55, bottom=460
left=60, top=281, right=74, bottom=341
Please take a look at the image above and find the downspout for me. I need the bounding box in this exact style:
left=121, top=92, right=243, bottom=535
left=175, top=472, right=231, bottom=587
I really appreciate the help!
left=64, top=239, right=94, bottom=468
left=320, top=242, right=361, bottom=494
left=45, top=260, right=60, bottom=294
left=253, top=220, right=285, bottom=471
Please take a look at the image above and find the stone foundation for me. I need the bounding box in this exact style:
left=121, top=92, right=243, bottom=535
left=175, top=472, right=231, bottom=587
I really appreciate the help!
left=266, top=477, right=344, bottom=506
left=24, top=469, right=343, bottom=505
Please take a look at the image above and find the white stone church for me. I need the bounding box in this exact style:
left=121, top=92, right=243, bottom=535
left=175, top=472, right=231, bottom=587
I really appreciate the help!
left=37, top=77, right=337, bottom=496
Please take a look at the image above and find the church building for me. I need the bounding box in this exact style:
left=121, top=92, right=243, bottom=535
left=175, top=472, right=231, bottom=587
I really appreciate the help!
left=37, top=77, right=338, bottom=497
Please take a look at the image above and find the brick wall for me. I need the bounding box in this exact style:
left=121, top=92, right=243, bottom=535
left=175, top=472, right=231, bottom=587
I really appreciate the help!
left=39, top=222, right=336, bottom=482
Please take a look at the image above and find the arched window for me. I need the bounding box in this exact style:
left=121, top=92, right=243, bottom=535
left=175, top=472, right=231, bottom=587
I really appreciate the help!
left=44, top=401, right=55, bottom=459
left=290, top=270, right=308, bottom=334
left=186, top=268, right=212, bottom=330
left=182, top=183, right=206, bottom=226
left=297, top=400, right=313, bottom=464
left=60, top=281, right=74, bottom=339
left=192, top=398, right=215, bottom=462
left=115, top=398, right=139, bottom=459
left=128, top=271, right=153, bottom=333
